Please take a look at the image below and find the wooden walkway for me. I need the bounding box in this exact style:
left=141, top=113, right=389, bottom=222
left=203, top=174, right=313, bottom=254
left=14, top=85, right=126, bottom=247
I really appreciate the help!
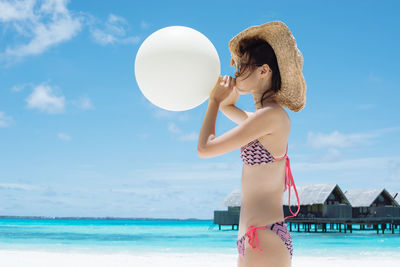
left=284, top=217, right=400, bottom=234
left=214, top=215, right=400, bottom=234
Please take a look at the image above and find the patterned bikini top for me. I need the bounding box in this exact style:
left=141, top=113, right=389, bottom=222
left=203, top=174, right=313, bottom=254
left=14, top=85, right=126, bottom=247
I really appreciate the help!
left=240, top=139, right=301, bottom=220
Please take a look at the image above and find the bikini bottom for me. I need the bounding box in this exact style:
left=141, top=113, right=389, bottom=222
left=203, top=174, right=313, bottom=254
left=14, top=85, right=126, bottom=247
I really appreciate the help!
left=236, top=221, right=293, bottom=260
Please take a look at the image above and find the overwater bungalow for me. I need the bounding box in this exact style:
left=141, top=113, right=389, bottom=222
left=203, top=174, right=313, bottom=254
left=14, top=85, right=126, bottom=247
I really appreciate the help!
left=344, top=188, right=399, bottom=218
left=282, top=183, right=352, bottom=219
left=213, top=185, right=400, bottom=234
left=213, top=189, right=240, bottom=229
left=214, top=184, right=353, bottom=228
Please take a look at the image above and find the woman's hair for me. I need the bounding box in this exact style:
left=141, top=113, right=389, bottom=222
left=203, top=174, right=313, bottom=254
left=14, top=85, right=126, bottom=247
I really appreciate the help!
left=234, top=37, right=282, bottom=107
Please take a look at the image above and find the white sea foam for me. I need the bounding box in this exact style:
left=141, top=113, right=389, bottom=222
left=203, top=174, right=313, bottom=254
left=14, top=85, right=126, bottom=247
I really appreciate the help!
left=0, top=250, right=399, bottom=267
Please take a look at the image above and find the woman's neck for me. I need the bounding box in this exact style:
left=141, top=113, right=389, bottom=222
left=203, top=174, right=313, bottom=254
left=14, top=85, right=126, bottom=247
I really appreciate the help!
left=253, top=92, right=277, bottom=110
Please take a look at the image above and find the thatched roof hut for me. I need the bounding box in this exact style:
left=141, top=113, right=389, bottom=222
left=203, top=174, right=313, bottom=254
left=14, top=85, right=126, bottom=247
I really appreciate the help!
left=344, top=188, right=398, bottom=207
left=282, top=184, right=351, bottom=218
left=344, top=188, right=399, bottom=217
left=282, top=183, right=350, bottom=206
left=222, top=189, right=241, bottom=207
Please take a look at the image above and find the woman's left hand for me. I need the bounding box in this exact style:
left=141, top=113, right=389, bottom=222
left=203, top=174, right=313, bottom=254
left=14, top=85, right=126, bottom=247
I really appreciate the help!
left=209, top=75, right=236, bottom=104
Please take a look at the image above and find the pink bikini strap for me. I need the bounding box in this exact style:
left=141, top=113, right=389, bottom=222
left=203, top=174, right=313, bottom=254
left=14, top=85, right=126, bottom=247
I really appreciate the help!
left=274, top=144, right=300, bottom=220
left=246, top=225, right=267, bottom=253
left=283, top=153, right=300, bottom=220
left=274, top=143, right=288, bottom=161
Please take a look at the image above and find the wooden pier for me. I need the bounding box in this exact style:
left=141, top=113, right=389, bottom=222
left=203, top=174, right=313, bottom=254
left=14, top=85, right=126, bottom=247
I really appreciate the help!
left=284, top=217, right=400, bottom=234
left=213, top=214, right=400, bottom=234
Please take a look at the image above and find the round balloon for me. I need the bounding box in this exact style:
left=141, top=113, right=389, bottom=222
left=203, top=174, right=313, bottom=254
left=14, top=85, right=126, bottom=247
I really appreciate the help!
left=134, top=26, right=220, bottom=111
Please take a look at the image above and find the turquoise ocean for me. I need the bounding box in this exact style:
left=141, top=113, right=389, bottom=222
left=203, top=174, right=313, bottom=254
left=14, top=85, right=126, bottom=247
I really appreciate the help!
left=1, top=218, right=399, bottom=258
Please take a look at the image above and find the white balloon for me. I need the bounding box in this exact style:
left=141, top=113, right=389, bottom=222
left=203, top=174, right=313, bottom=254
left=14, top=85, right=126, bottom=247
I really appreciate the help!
left=134, top=26, right=220, bottom=111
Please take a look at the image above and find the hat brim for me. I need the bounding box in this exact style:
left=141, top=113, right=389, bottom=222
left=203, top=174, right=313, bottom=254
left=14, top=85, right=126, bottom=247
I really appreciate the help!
left=228, top=21, right=306, bottom=112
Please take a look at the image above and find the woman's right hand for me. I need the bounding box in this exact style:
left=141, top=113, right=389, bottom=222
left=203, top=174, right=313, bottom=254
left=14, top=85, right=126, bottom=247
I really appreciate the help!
left=219, top=77, right=239, bottom=107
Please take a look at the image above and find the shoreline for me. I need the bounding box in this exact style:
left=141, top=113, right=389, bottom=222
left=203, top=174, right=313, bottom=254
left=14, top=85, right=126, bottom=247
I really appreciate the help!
left=0, top=249, right=399, bottom=267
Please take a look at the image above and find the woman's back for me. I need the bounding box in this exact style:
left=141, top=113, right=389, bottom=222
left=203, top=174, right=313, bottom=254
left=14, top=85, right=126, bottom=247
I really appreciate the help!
left=238, top=104, right=290, bottom=239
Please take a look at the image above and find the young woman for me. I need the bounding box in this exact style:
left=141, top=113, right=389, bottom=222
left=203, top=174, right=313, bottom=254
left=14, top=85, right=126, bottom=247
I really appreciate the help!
left=197, top=21, right=306, bottom=267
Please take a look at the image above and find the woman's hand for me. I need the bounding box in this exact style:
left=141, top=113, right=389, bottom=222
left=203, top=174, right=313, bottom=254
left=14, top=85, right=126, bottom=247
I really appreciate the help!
left=220, top=81, right=239, bottom=107
left=209, top=75, right=236, bottom=104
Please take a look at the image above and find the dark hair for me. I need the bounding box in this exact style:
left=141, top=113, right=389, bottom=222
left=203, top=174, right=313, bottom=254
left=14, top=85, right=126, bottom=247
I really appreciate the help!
left=234, top=37, right=281, bottom=108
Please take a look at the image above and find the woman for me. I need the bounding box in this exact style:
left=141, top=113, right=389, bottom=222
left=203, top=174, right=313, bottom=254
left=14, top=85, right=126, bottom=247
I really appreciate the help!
left=197, top=21, right=306, bottom=267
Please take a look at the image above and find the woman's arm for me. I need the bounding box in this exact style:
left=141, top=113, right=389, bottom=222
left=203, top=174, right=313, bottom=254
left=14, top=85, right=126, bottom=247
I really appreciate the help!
left=219, top=105, right=254, bottom=125
left=219, top=86, right=253, bottom=124
left=197, top=99, right=219, bottom=153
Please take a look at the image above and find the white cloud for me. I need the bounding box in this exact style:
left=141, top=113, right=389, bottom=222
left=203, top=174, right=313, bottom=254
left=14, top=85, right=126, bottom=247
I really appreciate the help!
left=177, top=113, right=189, bottom=121
left=25, top=83, right=65, bottom=113
left=10, top=82, right=32, bottom=92
left=71, top=95, right=94, bottom=110
left=321, top=147, right=341, bottom=161
left=0, top=182, right=39, bottom=191
left=307, top=127, right=400, bottom=160
left=138, top=133, right=149, bottom=140
left=0, top=1, right=147, bottom=66
left=166, top=118, right=198, bottom=142
left=140, top=20, right=150, bottom=30
left=0, top=111, right=14, bottom=127
left=18, top=83, right=93, bottom=112
left=307, top=127, right=400, bottom=149
left=179, top=132, right=198, bottom=141
left=0, top=0, right=34, bottom=22
left=0, top=0, right=82, bottom=63
left=308, top=130, right=369, bottom=149
left=90, top=13, right=140, bottom=45
left=144, top=98, right=190, bottom=122
left=167, top=122, right=182, bottom=134
left=144, top=101, right=194, bottom=140
left=294, top=156, right=400, bottom=172
left=57, top=132, right=71, bottom=140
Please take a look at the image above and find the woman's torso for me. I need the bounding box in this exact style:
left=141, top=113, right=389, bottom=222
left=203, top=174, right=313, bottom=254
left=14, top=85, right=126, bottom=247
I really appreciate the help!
left=238, top=105, right=291, bottom=239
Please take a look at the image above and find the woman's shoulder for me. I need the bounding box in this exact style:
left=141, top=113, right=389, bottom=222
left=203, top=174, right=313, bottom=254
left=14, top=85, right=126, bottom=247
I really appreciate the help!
left=257, top=103, right=290, bottom=123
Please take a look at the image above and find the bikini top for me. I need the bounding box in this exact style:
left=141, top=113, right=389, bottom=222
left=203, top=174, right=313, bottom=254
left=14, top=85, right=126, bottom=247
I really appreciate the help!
left=240, top=139, right=300, bottom=220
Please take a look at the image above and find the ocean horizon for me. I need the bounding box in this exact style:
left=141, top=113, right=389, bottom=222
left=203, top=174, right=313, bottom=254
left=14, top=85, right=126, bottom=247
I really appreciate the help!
left=1, top=217, right=399, bottom=258
left=0, top=215, right=209, bottom=220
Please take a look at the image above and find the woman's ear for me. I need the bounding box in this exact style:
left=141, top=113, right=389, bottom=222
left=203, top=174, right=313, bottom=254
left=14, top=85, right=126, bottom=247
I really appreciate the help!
left=230, top=58, right=235, bottom=67
left=261, top=64, right=271, bottom=74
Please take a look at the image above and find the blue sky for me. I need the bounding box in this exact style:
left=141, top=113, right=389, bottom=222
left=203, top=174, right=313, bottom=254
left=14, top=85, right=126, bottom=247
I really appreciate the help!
left=0, top=0, right=399, bottom=219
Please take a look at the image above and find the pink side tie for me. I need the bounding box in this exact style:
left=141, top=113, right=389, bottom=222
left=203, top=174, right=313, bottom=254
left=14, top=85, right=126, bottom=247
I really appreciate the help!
left=246, top=225, right=267, bottom=253
left=275, top=144, right=300, bottom=220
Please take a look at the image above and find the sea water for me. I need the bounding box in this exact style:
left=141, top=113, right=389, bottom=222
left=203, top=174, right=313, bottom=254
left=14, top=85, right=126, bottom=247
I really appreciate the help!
left=0, top=218, right=399, bottom=258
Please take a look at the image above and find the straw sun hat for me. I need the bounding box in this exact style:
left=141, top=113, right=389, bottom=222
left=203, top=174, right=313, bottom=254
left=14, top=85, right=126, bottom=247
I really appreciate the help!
left=228, top=21, right=306, bottom=112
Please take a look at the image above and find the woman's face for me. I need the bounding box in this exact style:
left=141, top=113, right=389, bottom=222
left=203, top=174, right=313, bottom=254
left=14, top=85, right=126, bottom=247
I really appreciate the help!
left=235, top=70, right=258, bottom=95
left=231, top=58, right=263, bottom=95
